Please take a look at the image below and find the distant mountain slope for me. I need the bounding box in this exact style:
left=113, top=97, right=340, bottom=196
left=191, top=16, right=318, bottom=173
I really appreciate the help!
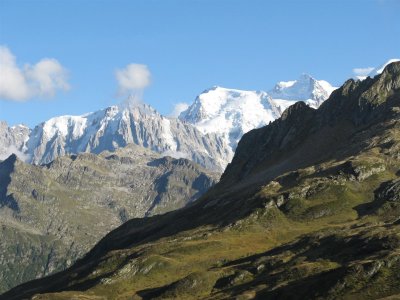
left=4, top=62, right=399, bottom=299
left=0, top=144, right=218, bottom=293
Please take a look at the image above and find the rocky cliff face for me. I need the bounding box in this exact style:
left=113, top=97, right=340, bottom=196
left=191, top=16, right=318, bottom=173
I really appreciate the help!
left=3, top=63, right=399, bottom=299
left=0, top=144, right=219, bottom=293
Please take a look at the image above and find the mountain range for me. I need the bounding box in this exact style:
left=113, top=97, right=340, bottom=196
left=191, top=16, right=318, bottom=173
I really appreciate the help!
left=0, top=74, right=337, bottom=171
left=3, top=61, right=399, bottom=300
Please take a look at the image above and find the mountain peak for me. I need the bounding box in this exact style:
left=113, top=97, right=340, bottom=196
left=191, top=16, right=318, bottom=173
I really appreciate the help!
left=371, top=58, right=400, bottom=77
left=298, top=73, right=315, bottom=81
left=381, top=60, right=400, bottom=76
left=281, top=100, right=314, bottom=121
left=360, top=60, right=400, bottom=108
left=316, top=61, right=400, bottom=127
left=269, top=74, right=336, bottom=104
left=198, top=85, right=223, bottom=95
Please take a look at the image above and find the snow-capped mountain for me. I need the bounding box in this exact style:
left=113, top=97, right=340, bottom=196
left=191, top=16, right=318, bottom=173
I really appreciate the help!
left=268, top=74, right=337, bottom=108
left=179, top=87, right=280, bottom=151
left=179, top=74, right=337, bottom=154
left=1, top=103, right=231, bottom=171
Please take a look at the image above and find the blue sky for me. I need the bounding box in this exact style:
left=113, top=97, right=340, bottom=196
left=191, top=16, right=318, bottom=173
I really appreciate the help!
left=0, top=0, right=399, bottom=127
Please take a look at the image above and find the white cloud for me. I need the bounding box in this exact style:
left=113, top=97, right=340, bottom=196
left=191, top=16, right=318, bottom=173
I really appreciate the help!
left=25, top=58, right=70, bottom=97
left=0, top=46, right=30, bottom=100
left=116, top=64, right=151, bottom=95
left=115, top=64, right=151, bottom=107
left=0, top=46, right=70, bottom=101
left=170, top=102, right=189, bottom=118
left=352, top=67, right=374, bottom=78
